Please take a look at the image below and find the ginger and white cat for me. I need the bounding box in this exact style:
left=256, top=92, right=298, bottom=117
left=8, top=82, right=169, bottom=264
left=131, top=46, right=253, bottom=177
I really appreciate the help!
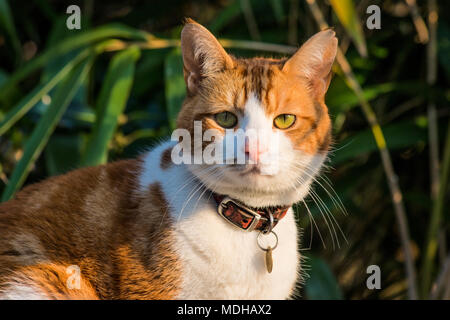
left=0, top=19, right=337, bottom=299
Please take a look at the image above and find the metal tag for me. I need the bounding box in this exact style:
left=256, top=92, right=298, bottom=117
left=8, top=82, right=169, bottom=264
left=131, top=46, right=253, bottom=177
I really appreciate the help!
left=265, top=246, right=273, bottom=273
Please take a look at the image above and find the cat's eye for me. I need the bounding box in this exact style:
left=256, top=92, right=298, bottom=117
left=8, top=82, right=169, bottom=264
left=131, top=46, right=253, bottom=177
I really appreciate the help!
left=215, top=111, right=238, bottom=128
left=274, top=114, right=296, bottom=129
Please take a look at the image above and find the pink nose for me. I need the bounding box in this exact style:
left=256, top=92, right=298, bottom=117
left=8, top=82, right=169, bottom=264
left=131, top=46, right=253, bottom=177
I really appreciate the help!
left=244, top=138, right=267, bottom=163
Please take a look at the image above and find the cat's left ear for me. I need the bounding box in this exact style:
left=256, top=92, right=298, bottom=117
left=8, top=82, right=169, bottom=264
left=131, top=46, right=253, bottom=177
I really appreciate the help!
left=181, top=19, right=234, bottom=95
left=282, top=29, right=338, bottom=100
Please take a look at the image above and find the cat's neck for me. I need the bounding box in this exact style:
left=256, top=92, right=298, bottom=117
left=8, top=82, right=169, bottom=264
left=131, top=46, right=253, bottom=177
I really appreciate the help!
left=204, top=182, right=308, bottom=208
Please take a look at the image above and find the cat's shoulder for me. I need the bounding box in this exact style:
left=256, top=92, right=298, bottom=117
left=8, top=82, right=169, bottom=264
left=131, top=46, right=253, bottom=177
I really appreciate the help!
left=0, top=139, right=178, bottom=216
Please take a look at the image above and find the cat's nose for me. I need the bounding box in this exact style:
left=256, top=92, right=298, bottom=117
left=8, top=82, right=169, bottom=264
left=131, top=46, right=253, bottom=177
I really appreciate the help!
left=244, top=138, right=267, bottom=163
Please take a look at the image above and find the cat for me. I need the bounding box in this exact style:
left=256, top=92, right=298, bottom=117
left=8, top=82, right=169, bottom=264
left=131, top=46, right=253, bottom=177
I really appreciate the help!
left=0, top=19, right=337, bottom=300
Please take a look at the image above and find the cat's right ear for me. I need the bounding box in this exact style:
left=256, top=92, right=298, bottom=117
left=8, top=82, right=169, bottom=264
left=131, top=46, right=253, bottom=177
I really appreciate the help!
left=181, top=18, right=234, bottom=95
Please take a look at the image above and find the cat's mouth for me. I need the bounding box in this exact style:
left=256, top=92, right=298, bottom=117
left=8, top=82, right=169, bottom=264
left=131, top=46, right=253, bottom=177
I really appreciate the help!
left=224, top=161, right=280, bottom=178
left=239, top=165, right=262, bottom=176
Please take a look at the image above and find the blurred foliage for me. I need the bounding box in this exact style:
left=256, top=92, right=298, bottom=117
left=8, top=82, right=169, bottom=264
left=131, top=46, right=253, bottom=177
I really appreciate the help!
left=0, top=0, right=449, bottom=299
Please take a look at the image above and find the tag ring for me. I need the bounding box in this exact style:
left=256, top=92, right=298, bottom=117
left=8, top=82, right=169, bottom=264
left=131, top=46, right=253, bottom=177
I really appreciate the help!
left=262, top=210, right=274, bottom=234
left=257, top=231, right=278, bottom=251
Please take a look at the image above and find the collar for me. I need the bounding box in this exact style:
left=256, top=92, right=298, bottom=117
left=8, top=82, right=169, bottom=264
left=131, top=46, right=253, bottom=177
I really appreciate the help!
left=213, top=193, right=290, bottom=232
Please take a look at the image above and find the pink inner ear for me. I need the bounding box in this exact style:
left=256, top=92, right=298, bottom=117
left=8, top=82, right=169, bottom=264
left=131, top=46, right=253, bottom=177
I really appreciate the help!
left=186, top=71, right=200, bottom=94
left=283, top=30, right=337, bottom=79
left=181, top=21, right=234, bottom=95
left=281, top=30, right=337, bottom=97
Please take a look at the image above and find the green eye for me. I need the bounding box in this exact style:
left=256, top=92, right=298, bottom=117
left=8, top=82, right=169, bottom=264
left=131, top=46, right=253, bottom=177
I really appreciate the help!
left=215, top=111, right=238, bottom=128
left=274, top=114, right=296, bottom=129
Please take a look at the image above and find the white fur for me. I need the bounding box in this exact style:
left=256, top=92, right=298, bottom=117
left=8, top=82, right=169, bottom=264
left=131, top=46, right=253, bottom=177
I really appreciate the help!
left=0, top=283, right=49, bottom=300
left=137, top=93, right=326, bottom=299
left=135, top=95, right=324, bottom=299
left=187, top=93, right=326, bottom=208
left=139, top=145, right=299, bottom=299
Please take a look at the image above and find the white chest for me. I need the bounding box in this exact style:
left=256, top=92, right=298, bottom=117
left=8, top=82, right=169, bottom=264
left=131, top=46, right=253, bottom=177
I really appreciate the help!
left=173, top=206, right=300, bottom=300
left=139, top=143, right=301, bottom=300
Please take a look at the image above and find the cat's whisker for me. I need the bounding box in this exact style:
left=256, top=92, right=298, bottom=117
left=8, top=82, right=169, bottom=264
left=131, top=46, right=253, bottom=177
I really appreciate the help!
left=158, top=170, right=199, bottom=223
left=178, top=182, right=205, bottom=223
left=317, top=174, right=348, bottom=217
left=293, top=172, right=337, bottom=250
left=270, top=161, right=342, bottom=249
left=176, top=166, right=219, bottom=223
left=301, top=199, right=326, bottom=249
left=309, top=187, right=341, bottom=249
left=191, top=167, right=222, bottom=214
left=290, top=161, right=348, bottom=219
left=306, top=186, right=337, bottom=250
left=299, top=172, right=347, bottom=247
left=295, top=160, right=348, bottom=218
left=206, top=168, right=226, bottom=199
left=159, top=165, right=216, bottom=227
left=177, top=165, right=226, bottom=221
left=298, top=172, right=348, bottom=245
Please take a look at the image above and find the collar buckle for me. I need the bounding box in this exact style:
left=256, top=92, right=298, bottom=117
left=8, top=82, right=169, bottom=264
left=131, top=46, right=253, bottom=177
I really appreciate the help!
left=217, top=196, right=261, bottom=232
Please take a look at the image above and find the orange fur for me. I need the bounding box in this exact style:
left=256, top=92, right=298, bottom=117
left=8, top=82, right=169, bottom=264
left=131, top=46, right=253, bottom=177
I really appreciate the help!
left=177, top=20, right=335, bottom=155
left=0, top=19, right=336, bottom=300
left=0, top=160, right=180, bottom=299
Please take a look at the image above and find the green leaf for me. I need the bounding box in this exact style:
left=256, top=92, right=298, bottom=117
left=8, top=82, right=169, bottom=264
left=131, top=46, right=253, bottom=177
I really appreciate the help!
left=437, top=22, right=450, bottom=81
left=331, top=121, right=428, bottom=166
left=35, top=16, right=92, bottom=129
left=134, top=49, right=170, bottom=96
left=208, top=0, right=241, bottom=33
left=81, top=46, right=141, bottom=167
left=304, top=254, right=343, bottom=300
left=270, top=0, right=285, bottom=24
left=0, top=23, right=148, bottom=102
left=327, top=82, right=394, bottom=114
left=0, top=50, right=90, bottom=136
left=0, top=0, right=21, bottom=60
left=330, top=0, right=367, bottom=57
left=1, top=56, right=93, bottom=202
left=164, top=48, right=185, bottom=129
left=45, top=134, right=85, bottom=176
left=0, top=69, right=8, bottom=87
left=32, top=0, right=57, bottom=22
left=41, top=16, right=87, bottom=82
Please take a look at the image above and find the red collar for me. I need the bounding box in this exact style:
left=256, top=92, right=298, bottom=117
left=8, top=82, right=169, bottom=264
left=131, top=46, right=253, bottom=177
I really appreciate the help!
left=213, top=194, right=290, bottom=232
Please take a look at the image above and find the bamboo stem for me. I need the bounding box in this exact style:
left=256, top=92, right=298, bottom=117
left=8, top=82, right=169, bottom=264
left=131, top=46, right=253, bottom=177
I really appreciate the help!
left=305, top=0, right=419, bottom=300
left=421, top=0, right=442, bottom=299
left=240, top=0, right=261, bottom=41
left=430, top=255, right=450, bottom=299
left=427, top=0, right=439, bottom=200
left=405, top=0, right=430, bottom=43
left=288, top=0, right=299, bottom=45
left=103, top=37, right=298, bottom=55
left=219, top=39, right=296, bottom=54
left=424, top=118, right=450, bottom=298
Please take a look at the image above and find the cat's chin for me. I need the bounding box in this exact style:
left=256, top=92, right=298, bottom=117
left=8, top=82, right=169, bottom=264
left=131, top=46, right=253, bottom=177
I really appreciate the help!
left=186, top=160, right=318, bottom=207
left=211, top=183, right=311, bottom=208
left=188, top=169, right=311, bottom=208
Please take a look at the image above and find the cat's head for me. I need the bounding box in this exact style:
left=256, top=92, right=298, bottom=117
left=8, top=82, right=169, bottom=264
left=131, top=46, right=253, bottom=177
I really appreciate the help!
left=175, top=19, right=337, bottom=207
